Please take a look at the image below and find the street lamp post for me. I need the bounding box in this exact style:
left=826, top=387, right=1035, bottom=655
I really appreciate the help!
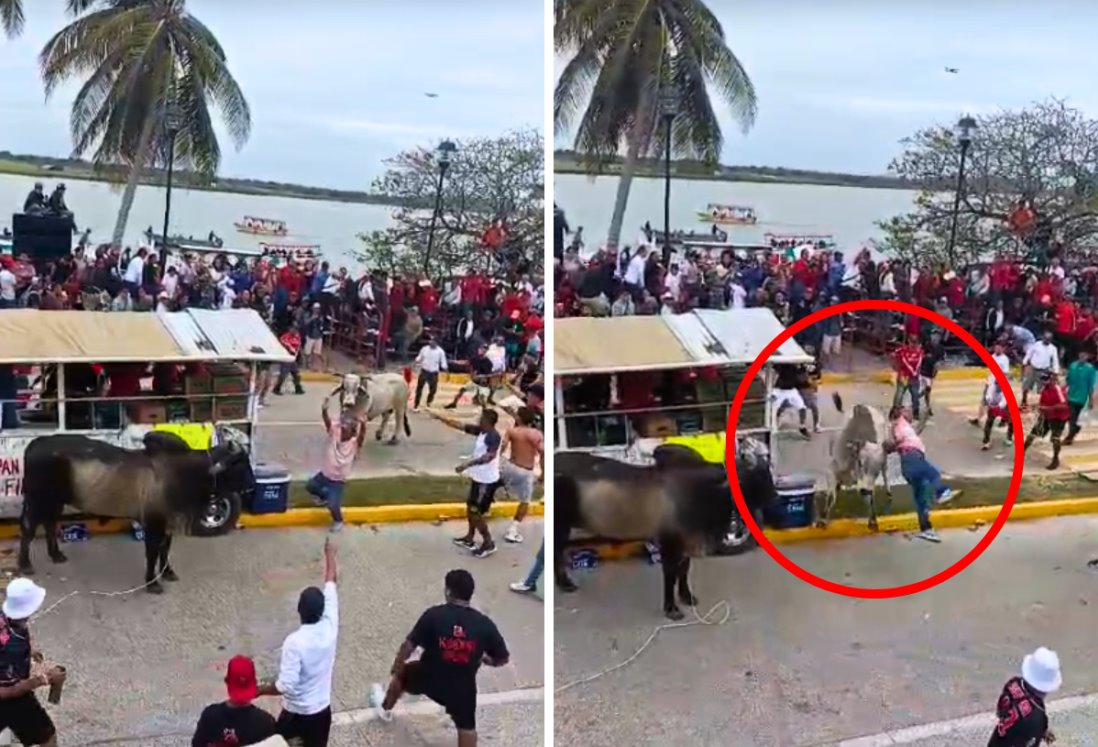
left=423, top=139, right=457, bottom=278
left=946, top=115, right=978, bottom=266
left=658, top=89, right=679, bottom=268
left=159, top=102, right=184, bottom=280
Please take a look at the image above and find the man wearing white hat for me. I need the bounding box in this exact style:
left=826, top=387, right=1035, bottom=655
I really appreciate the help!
left=0, top=578, right=65, bottom=746
left=988, top=646, right=1060, bottom=746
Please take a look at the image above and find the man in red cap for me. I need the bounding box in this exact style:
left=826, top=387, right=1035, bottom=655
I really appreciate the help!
left=191, top=655, right=278, bottom=746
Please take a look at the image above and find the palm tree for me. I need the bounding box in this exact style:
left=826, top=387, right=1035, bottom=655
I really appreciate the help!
left=555, top=0, right=757, bottom=248
left=39, top=0, right=251, bottom=247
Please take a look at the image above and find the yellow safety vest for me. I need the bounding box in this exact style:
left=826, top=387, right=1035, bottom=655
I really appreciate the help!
left=662, top=433, right=727, bottom=464
left=152, top=423, right=214, bottom=451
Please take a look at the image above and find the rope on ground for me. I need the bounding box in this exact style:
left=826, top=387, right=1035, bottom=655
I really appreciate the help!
left=554, top=599, right=732, bottom=695
left=30, top=567, right=168, bottom=622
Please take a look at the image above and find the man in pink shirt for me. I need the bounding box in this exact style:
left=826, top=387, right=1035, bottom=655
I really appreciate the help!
left=885, top=406, right=957, bottom=543
left=305, top=397, right=366, bottom=532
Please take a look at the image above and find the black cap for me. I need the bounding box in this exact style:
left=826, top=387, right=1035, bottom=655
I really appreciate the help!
left=298, top=586, right=325, bottom=624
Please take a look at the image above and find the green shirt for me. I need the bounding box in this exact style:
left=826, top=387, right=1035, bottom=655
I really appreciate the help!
left=1066, top=360, right=1097, bottom=405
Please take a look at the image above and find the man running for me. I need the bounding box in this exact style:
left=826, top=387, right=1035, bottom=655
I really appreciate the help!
left=452, top=410, right=503, bottom=558
left=1024, top=372, right=1071, bottom=470
left=370, top=569, right=510, bottom=747
left=919, top=332, right=945, bottom=420
left=971, top=339, right=1012, bottom=428
left=413, top=335, right=448, bottom=410
left=509, top=540, right=544, bottom=596
left=1021, top=328, right=1059, bottom=409
left=444, top=345, right=496, bottom=409
left=796, top=345, right=822, bottom=434
left=771, top=363, right=810, bottom=438
left=1063, top=348, right=1097, bottom=446
left=885, top=406, right=956, bottom=543
left=499, top=406, right=544, bottom=544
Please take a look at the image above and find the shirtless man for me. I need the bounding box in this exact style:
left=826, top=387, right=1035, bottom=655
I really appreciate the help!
left=501, top=407, right=544, bottom=544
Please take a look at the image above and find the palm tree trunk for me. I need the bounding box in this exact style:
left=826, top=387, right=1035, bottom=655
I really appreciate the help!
left=110, top=112, right=159, bottom=247
left=606, top=137, right=641, bottom=249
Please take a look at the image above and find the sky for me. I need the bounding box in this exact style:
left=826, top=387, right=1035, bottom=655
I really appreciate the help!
left=554, top=0, right=1098, bottom=176
left=0, top=0, right=545, bottom=190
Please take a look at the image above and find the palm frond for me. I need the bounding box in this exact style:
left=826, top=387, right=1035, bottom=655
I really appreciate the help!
left=0, top=0, right=24, bottom=38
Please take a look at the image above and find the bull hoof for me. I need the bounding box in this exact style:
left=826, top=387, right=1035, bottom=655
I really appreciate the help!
left=867, top=519, right=879, bottom=532
left=146, top=581, right=164, bottom=595
left=387, top=438, right=398, bottom=446
left=375, top=431, right=383, bottom=441
left=814, top=519, right=829, bottom=529
left=665, top=606, right=685, bottom=621
left=49, top=551, right=68, bottom=564
left=162, top=568, right=179, bottom=582
left=679, top=591, right=699, bottom=607
left=557, top=577, right=578, bottom=593
left=18, top=564, right=33, bottom=576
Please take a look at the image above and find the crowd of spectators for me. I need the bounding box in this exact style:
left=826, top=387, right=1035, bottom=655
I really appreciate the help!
left=554, top=224, right=1098, bottom=369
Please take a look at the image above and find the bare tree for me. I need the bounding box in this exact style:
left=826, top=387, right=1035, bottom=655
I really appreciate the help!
left=876, top=98, right=1098, bottom=268
left=357, top=129, right=545, bottom=278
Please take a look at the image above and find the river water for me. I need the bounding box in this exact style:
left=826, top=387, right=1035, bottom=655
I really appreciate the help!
left=554, top=173, right=920, bottom=253
left=0, top=173, right=397, bottom=270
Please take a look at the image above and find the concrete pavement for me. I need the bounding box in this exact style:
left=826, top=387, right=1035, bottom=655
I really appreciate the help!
left=254, top=382, right=474, bottom=479
left=9, top=519, right=544, bottom=746
left=554, top=515, right=1098, bottom=747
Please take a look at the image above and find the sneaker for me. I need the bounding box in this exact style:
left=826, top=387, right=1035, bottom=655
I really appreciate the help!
left=981, top=442, right=990, bottom=451
left=370, top=683, right=393, bottom=722
left=504, top=528, right=524, bottom=544
left=813, top=423, right=821, bottom=434
left=799, top=427, right=811, bottom=439
left=452, top=537, right=476, bottom=551
left=472, top=544, right=497, bottom=558
left=1004, top=436, right=1013, bottom=446
left=935, top=488, right=955, bottom=505
left=509, top=581, right=536, bottom=594
left=329, top=522, right=344, bottom=534
left=311, top=495, right=327, bottom=507
left=916, top=529, right=941, bottom=543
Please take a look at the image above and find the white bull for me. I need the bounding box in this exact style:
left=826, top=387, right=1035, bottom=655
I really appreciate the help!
left=821, top=392, right=892, bottom=530
left=330, top=372, right=412, bottom=444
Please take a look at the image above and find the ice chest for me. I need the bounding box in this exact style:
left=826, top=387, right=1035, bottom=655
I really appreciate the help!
left=249, top=462, right=291, bottom=514
left=765, top=473, right=816, bottom=529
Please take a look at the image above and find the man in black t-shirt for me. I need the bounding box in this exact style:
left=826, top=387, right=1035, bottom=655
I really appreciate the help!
left=444, top=345, right=496, bottom=409
left=919, top=335, right=945, bottom=421
left=370, top=569, right=510, bottom=747
left=192, top=656, right=278, bottom=747
left=988, top=647, right=1059, bottom=747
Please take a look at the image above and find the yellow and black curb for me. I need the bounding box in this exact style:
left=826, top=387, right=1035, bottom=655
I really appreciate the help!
left=565, top=497, right=1098, bottom=563
left=7, top=501, right=543, bottom=542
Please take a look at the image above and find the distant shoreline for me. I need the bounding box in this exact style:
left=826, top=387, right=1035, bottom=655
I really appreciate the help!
left=554, top=151, right=922, bottom=191
left=0, top=155, right=405, bottom=207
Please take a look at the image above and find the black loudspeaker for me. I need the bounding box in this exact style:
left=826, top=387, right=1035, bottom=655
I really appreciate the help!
left=11, top=213, right=73, bottom=260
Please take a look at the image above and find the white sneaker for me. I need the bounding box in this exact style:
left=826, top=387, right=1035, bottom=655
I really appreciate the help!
left=329, top=522, right=344, bottom=534
left=504, top=528, right=523, bottom=544
left=370, top=683, right=392, bottom=722
left=916, top=529, right=941, bottom=543
left=935, top=488, right=955, bottom=505
left=509, top=581, right=536, bottom=594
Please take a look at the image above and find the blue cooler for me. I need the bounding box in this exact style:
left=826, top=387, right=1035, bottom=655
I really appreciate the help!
left=249, top=462, right=291, bottom=515
left=765, top=473, right=816, bottom=529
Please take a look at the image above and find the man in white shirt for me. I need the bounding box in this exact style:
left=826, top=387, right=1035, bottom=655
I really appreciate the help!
left=971, top=338, right=1014, bottom=428
left=452, top=409, right=503, bottom=559
left=0, top=260, right=17, bottom=308
left=623, top=246, right=648, bottom=297
left=258, top=539, right=339, bottom=747
left=664, top=264, right=681, bottom=303
left=413, top=336, right=448, bottom=410
left=123, top=247, right=146, bottom=294
left=1022, top=329, right=1060, bottom=408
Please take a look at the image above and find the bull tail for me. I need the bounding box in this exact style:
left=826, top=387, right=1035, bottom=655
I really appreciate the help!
left=403, top=411, right=411, bottom=437
left=832, top=391, right=845, bottom=413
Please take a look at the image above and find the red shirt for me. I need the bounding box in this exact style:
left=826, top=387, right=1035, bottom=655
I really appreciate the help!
left=417, top=286, right=438, bottom=316
left=904, top=314, right=921, bottom=338
left=460, top=274, right=486, bottom=306
left=1033, top=278, right=1054, bottom=303
left=499, top=293, right=524, bottom=321
left=1039, top=382, right=1070, bottom=421
left=279, top=331, right=301, bottom=356
left=1055, top=301, right=1077, bottom=335
left=893, top=343, right=924, bottom=379
left=1074, top=312, right=1096, bottom=342
left=946, top=277, right=965, bottom=308
left=105, top=364, right=146, bottom=398
left=989, top=261, right=1009, bottom=291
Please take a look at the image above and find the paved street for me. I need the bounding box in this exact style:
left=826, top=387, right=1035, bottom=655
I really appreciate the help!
left=3, top=520, right=544, bottom=746
left=772, top=376, right=1092, bottom=485
left=255, top=380, right=488, bottom=479
left=555, top=515, right=1098, bottom=747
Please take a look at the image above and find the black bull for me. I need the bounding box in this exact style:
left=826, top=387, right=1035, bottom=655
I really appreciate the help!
left=19, top=432, right=253, bottom=593
left=555, top=445, right=777, bottom=620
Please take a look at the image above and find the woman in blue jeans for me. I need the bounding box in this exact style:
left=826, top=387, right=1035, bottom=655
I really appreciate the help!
left=887, top=406, right=958, bottom=543
left=509, top=540, right=543, bottom=594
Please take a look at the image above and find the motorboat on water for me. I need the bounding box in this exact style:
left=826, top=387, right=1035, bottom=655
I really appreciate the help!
left=695, top=203, right=758, bottom=225
left=234, top=216, right=289, bottom=236
left=257, top=242, right=322, bottom=262
left=763, top=232, right=836, bottom=248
